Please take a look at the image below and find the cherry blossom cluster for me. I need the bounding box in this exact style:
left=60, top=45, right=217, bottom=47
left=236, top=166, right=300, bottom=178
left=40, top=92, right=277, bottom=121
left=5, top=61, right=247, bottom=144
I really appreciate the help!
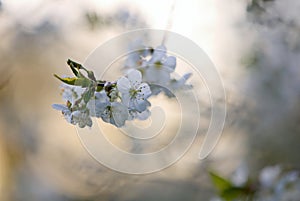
left=52, top=45, right=192, bottom=128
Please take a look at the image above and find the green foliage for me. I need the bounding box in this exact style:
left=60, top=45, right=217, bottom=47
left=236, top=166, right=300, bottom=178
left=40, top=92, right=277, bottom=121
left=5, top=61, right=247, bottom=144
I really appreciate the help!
left=209, top=171, right=252, bottom=201
left=67, top=59, right=80, bottom=77
left=67, top=59, right=97, bottom=81
left=82, top=87, right=95, bottom=104
left=96, top=80, right=105, bottom=92
left=209, top=165, right=300, bottom=201
left=53, top=74, right=92, bottom=87
left=54, top=59, right=104, bottom=89
left=209, top=171, right=233, bottom=192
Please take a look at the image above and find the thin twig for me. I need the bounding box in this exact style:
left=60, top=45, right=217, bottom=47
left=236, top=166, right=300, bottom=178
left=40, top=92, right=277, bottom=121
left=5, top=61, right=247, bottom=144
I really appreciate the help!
left=161, top=0, right=177, bottom=45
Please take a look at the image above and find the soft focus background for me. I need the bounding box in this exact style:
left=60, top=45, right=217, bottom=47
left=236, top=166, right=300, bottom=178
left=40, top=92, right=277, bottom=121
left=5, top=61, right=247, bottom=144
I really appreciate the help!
left=1, top=0, right=300, bottom=200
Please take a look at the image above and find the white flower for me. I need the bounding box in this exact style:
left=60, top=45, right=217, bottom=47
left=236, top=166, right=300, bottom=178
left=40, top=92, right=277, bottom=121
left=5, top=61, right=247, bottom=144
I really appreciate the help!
left=143, top=45, right=176, bottom=85
left=87, top=90, right=110, bottom=117
left=274, top=171, right=299, bottom=196
left=101, top=102, right=129, bottom=127
left=122, top=44, right=192, bottom=98
left=71, top=110, right=92, bottom=128
left=117, top=69, right=151, bottom=112
left=52, top=104, right=92, bottom=128
left=161, top=73, right=193, bottom=97
left=259, top=165, right=281, bottom=188
left=129, top=108, right=151, bottom=120
left=53, top=45, right=193, bottom=128
left=124, top=41, right=152, bottom=69
left=61, top=84, right=85, bottom=106
left=52, top=104, right=73, bottom=123
left=169, top=73, right=192, bottom=91
left=231, top=163, right=249, bottom=187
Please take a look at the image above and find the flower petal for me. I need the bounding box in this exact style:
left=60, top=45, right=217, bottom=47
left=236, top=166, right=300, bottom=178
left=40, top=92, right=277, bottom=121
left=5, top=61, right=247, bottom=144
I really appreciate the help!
left=138, top=83, right=151, bottom=99
left=111, top=102, right=129, bottom=127
left=121, top=92, right=130, bottom=107
left=117, top=77, right=130, bottom=93
left=71, top=110, right=93, bottom=128
left=127, top=69, right=142, bottom=88
left=136, top=109, right=151, bottom=120
left=130, top=109, right=151, bottom=120
left=163, top=56, right=176, bottom=71
left=131, top=99, right=151, bottom=112
left=52, top=104, right=68, bottom=111
left=149, top=45, right=166, bottom=63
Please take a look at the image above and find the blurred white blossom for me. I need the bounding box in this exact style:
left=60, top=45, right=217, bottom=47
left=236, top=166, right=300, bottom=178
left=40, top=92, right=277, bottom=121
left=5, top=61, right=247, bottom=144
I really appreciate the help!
left=231, top=163, right=249, bottom=187
left=259, top=165, right=281, bottom=188
left=143, top=45, right=176, bottom=85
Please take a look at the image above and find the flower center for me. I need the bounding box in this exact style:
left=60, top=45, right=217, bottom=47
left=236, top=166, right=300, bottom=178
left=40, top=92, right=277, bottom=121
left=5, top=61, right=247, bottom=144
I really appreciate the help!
left=129, top=88, right=139, bottom=97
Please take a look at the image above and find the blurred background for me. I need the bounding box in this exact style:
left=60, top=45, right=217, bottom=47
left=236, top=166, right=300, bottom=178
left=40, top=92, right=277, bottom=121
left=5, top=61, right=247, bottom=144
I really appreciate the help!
left=0, top=0, right=300, bottom=200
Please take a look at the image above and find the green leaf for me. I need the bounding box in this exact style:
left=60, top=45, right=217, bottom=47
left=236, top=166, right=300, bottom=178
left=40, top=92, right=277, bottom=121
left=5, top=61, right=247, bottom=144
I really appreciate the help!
left=67, top=59, right=97, bottom=81
left=82, top=87, right=95, bottom=103
left=54, top=74, right=77, bottom=85
left=209, top=171, right=251, bottom=201
left=67, top=59, right=80, bottom=77
left=96, top=80, right=105, bottom=92
left=54, top=74, right=92, bottom=87
left=67, top=59, right=82, bottom=69
left=221, top=187, right=247, bottom=201
left=74, top=78, right=92, bottom=87
left=96, top=85, right=103, bottom=92
left=87, top=70, right=96, bottom=81
left=209, top=171, right=233, bottom=192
